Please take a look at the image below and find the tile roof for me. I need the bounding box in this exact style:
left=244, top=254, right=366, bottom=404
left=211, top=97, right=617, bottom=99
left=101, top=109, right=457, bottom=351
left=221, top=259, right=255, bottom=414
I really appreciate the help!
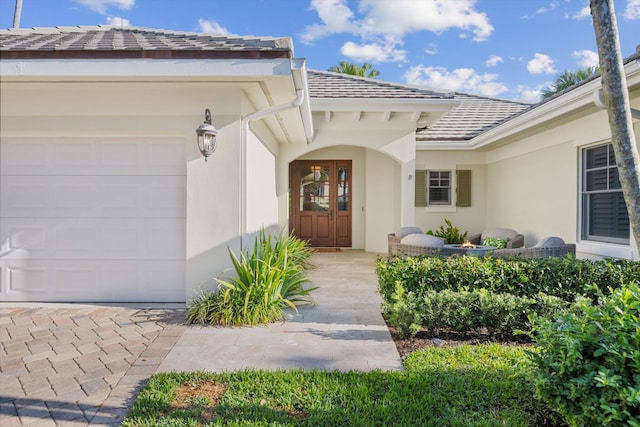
left=0, top=26, right=293, bottom=59
left=307, top=69, right=453, bottom=100
left=416, top=93, right=531, bottom=142
left=0, top=27, right=533, bottom=141
left=307, top=70, right=530, bottom=141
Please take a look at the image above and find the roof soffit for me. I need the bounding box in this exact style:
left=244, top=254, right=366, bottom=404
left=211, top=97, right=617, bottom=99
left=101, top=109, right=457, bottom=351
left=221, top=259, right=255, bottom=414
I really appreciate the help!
left=466, top=59, right=640, bottom=150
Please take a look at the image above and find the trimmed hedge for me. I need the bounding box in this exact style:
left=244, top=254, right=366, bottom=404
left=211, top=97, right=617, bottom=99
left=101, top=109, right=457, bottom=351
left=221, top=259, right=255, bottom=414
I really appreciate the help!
left=529, top=282, right=640, bottom=426
left=376, top=255, right=640, bottom=304
left=376, top=255, right=640, bottom=425
left=388, top=284, right=567, bottom=338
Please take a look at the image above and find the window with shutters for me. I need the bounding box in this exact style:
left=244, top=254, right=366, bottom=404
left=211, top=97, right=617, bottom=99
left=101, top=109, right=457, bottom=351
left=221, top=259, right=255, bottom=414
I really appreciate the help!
left=428, top=171, right=451, bottom=205
left=581, top=143, right=629, bottom=244
left=414, top=169, right=471, bottom=209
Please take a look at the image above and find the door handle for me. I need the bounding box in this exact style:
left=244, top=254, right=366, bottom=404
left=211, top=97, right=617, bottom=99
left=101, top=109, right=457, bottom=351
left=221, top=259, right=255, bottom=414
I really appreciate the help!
left=329, top=210, right=333, bottom=220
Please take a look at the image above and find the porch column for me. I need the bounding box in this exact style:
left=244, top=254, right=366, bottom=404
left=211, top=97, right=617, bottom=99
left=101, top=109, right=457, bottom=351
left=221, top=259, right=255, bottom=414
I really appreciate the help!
left=400, top=159, right=416, bottom=226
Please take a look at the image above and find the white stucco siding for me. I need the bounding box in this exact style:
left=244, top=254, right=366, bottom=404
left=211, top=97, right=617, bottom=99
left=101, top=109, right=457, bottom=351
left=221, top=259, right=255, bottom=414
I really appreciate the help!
left=246, top=130, right=279, bottom=234
left=486, top=141, right=577, bottom=247
left=483, top=107, right=638, bottom=260
left=365, top=150, right=397, bottom=253
left=414, top=151, right=487, bottom=238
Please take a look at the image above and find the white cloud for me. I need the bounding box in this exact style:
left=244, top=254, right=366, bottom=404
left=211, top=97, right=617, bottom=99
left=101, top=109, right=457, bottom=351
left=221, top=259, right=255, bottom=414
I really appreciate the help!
left=74, top=0, right=134, bottom=14
left=302, top=0, right=493, bottom=63
left=355, top=0, right=494, bottom=41
left=572, top=6, right=591, bottom=20
left=424, top=43, right=438, bottom=55
left=198, top=19, right=229, bottom=35
left=485, top=55, right=503, bottom=67
left=106, top=16, right=130, bottom=27
left=573, top=49, right=599, bottom=68
left=341, top=41, right=406, bottom=62
left=527, top=53, right=557, bottom=74
left=404, top=65, right=508, bottom=97
left=535, top=1, right=558, bottom=15
left=623, top=0, right=640, bottom=20
left=515, top=84, right=546, bottom=104
left=301, top=0, right=358, bottom=43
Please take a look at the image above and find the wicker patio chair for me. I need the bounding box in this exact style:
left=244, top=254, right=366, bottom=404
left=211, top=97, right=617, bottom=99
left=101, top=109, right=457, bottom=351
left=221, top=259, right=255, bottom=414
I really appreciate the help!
left=388, top=227, right=424, bottom=255
left=394, top=233, right=468, bottom=257
left=492, top=237, right=576, bottom=259
left=468, top=227, right=524, bottom=249
left=396, top=244, right=465, bottom=257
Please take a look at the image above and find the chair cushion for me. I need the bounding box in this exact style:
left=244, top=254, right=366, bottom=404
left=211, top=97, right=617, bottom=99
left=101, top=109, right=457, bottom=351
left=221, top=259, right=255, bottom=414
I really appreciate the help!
left=482, top=237, right=508, bottom=249
left=395, top=227, right=424, bottom=238
left=400, top=233, right=445, bottom=247
left=481, top=228, right=518, bottom=243
left=534, top=236, right=566, bottom=248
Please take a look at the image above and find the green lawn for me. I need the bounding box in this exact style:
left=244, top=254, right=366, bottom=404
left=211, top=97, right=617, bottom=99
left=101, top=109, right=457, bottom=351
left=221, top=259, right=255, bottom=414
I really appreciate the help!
left=123, top=343, right=563, bottom=426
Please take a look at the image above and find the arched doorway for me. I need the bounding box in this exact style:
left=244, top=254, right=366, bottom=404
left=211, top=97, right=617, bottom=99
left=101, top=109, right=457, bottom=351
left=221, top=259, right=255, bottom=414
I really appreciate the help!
left=289, top=160, right=352, bottom=247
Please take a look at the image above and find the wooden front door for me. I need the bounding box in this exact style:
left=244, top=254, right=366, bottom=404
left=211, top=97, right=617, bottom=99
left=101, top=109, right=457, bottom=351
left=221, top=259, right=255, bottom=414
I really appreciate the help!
left=290, top=160, right=352, bottom=247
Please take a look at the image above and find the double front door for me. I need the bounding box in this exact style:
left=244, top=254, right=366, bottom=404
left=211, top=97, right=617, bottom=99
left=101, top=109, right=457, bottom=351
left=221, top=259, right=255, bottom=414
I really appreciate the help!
left=290, top=160, right=352, bottom=247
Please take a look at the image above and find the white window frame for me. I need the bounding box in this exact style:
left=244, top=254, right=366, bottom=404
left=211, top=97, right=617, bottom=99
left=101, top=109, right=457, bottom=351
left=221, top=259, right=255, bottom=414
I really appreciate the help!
left=580, top=142, right=630, bottom=246
left=427, top=170, right=452, bottom=206
left=424, top=170, right=456, bottom=212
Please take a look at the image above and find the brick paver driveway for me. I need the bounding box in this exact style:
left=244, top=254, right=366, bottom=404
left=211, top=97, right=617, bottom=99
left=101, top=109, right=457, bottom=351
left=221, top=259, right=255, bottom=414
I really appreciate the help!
left=0, top=305, right=186, bottom=426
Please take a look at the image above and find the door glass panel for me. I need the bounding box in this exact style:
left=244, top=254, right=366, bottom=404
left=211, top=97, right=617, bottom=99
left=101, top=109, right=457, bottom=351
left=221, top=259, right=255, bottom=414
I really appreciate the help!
left=337, top=167, right=349, bottom=211
left=300, top=165, right=330, bottom=211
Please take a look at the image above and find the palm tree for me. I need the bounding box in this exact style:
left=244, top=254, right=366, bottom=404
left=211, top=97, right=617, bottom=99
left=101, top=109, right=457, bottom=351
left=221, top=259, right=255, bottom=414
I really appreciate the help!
left=328, top=61, right=381, bottom=78
left=541, top=66, right=599, bottom=99
left=13, top=0, right=23, bottom=28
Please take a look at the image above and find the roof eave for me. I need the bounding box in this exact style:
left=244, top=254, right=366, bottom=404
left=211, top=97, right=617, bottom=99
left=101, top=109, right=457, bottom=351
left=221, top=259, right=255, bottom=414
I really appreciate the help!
left=468, top=57, right=640, bottom=149
left=0, top=49, right=292, bottom=60
left=311, top=97, right=460, bottom=113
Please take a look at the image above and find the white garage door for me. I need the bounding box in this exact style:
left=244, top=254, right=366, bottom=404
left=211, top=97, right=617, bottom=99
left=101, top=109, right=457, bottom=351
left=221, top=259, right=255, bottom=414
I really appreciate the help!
left=0, top=136, right=186, bottom=302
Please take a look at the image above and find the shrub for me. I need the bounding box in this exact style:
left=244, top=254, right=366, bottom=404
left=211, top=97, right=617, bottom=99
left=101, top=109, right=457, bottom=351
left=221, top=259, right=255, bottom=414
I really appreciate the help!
left=387, top=284, right=421, bottom=338
left=376, top=255, right=640, bottom=304
left=387, top=287, right=568, bottom=338
left=186, top=228, right=316, bottom=326
left=426, top=218, right=468, bottom=244
left=528, top=282, right=640, bottom=426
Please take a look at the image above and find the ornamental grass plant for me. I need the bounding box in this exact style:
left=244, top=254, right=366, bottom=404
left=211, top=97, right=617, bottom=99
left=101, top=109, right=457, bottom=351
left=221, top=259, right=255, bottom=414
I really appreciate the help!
left=186, top=228, right=316, bottom=326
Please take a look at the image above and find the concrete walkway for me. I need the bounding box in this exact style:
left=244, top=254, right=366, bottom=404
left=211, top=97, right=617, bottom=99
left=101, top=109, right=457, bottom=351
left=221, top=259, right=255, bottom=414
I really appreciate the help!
left=0, top=251, right=401, bottom=426
left=157, top=251, right=402, bottom=373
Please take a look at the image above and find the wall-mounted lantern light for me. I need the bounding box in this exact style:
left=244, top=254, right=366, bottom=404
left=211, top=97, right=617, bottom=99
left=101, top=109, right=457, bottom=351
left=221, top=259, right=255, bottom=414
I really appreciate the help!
left=195, top=108, right=218, bottom=161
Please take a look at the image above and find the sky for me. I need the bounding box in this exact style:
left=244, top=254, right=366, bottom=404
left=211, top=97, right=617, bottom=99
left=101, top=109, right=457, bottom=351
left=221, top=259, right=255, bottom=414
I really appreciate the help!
left=1, top=0, right=638, bottom=103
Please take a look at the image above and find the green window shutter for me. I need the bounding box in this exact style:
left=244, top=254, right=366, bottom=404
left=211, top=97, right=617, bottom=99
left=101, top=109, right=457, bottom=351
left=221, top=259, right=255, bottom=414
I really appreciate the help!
left=415, top=170, right=427, bottom=207
left=456, top=170, right=471, bottom=207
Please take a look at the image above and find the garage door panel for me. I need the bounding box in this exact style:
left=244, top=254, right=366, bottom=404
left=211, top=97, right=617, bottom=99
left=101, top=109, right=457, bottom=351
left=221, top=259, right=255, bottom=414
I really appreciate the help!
left=1, top=218, right=185, bottom=259
left=1, top=260, right=185, bottom=302
left=1, top=137, right=185, bottom=175
left=1, top=135, right=187, bottom=302
left=1, top=176, right=186, bottom=218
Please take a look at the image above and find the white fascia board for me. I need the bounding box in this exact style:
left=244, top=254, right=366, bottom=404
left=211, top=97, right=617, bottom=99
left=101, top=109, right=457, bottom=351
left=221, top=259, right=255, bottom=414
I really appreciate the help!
left=290, top=58, right=314, bottom=142
left=416, top=141, right=478, bottom=151
left=311, top=98, right=460, bottom=113
left=469, top=58, right=640, bottom=149
left=0, top=58, right=293, bottom=79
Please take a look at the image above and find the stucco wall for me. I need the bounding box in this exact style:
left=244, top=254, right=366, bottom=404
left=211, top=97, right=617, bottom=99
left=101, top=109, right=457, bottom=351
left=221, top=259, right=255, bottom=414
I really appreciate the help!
left=486, top=141, right=576, bottom=247
left=413, top=150, right=487, bottom=239
left=365, top=149, right=398, bottom=252
left=485, top=106, right=639, bottom=260
left=246, top=130, right=279, bottom=235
